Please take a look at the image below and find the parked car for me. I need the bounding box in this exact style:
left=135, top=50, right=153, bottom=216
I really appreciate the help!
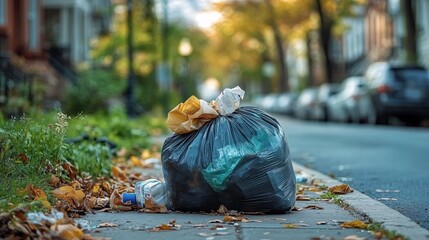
left=313, top=83, right=340, bottom=121
left=259, top=94, right=278, bottom=112
left=326, top=76, right=372, bottom=123
left=363, top=62, right=429, bottom=125
left=293, top=88, right=319, bottom=120
left=275, top=92, right=298, bottom=115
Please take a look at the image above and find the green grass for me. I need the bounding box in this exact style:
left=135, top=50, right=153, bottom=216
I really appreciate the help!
left=0, top=113, right=68, bottom=211
left=319, top=191, right=343, bottom=205
left=0, top=109, right=167, bottom=211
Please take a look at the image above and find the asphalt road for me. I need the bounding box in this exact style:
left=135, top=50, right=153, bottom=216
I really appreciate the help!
left=274, top=115, right=429, bottom=230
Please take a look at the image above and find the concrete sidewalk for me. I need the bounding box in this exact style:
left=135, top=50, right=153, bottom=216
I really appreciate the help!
left=80, top=161, right=429, bottom=240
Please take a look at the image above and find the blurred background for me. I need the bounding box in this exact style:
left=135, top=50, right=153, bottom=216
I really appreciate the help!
left=0, top=0, right=428, bottom=126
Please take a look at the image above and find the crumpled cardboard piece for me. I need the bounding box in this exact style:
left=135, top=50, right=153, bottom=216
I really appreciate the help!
left=167, top=95, right=219, bottom=134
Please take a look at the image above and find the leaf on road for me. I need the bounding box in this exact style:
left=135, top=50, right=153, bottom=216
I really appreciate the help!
left=328, top=184, right=353, bottom=195
left=151, top=222, right=180, bottom=231
left=317, top=221, right=327, bottom=225
left=296, top=195, right=311, bottom=201
left=304, top=205, right=324, bottom=210
left=223, top=215, right=248, bottom=223
left=341, top=220, right=368, bottom=229
left=51, top=224, right=83, bottom=240
left=282, top=223, right=308, bottom=228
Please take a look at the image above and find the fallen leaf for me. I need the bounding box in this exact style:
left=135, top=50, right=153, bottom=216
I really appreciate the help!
left=111, top=166, right=127, bottom=181
left=304, top=205, right=324, bottom=210
left=317, top=221, right=327, bottom=225
left=18, top=153, right=29, bottom=164
left=51, top=224, right=83, bottom=240
left=52, top=186, right=85, bottom=203
left=49, top=175, right=61, bottom=187
left=25, top=184, right=52, bottom=208
left=341, top=220, right=368, bottom=229
left=109, top=189, right=132, bottom=211
left=62, top=162, right=77, bottom=180
left=328, top=184, right=353, bottom=195
left=223, top=215, right=248, bottom=222
left=296, top=195, right=311, bottom=201
left=130, top=156, right=142, bottom=167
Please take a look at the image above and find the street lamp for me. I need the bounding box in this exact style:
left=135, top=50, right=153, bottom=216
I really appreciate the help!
left=178, top=38, right=193, bottom=99
left=124, top=0, right=137, bottom=117
left=178, top=38, right=193, bottom=57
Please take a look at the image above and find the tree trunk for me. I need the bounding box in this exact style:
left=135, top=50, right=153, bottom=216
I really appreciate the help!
left=402, top=0, right=417, bottom=63
left=265, top=0, right=289, bottom=92
left=315, top=0, right=333, bottom=83
left=306, top=31, right=315, bottom=87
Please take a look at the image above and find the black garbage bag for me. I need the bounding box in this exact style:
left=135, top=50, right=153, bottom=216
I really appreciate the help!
left=161, top=106, right=296, bottom=213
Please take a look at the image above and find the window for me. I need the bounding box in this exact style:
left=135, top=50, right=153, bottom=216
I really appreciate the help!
left=0, top=0, right=6, bottom=25
left=28, top=0, right=39, bottom=50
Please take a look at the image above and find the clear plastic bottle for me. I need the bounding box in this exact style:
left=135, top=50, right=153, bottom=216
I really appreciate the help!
left=122, top=179, right=167, bottom=207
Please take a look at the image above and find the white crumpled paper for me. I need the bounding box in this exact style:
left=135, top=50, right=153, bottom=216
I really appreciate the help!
left=212, top=86, right=245, bottom=116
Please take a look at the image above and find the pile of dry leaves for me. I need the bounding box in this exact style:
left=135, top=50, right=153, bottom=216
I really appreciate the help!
left=0, top=148, right=165, bottom=239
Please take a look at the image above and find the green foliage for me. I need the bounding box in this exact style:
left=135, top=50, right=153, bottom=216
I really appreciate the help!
left=367, top=222, right=407, bottom=240
left=66, top=108, right=166, bottom=156
left=63, top=68, right=125, bottom=115
left=320, top=191, right=343, bottom=205
left=63, top=142, right=112, bottom=177
left=0, top=113, right=68, bottom=210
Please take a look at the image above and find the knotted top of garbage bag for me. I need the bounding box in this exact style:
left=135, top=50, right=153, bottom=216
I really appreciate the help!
left=167, top=86, right=245, bottom=134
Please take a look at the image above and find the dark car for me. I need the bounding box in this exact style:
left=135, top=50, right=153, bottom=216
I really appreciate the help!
left=363, top=62, right=429, bottom=125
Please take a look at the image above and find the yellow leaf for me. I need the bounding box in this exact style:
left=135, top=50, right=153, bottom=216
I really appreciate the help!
left=341, top=220, right=368, bottom=229
left=328, top=184, right=353, bottom=195
left=141, top=149, right=151, bottom=159
left=223, top=216, right=247, bottom=222
left=92, top=184, right=101, bottom=194
left=130, top=156, right=142, bottom=167
left=52, top=186, right=85, bottom=202
left=25, top=184, right=51, bottom=208
left=52, top=224, right=83, bottom=240
left=112, top=166, right=127, bottom=181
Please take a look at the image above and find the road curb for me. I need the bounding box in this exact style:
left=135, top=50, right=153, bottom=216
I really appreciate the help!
left=293, top=162, right=429, bottom=240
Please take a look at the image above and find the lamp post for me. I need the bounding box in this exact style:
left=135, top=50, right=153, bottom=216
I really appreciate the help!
left=178, top=38, right=193, bottom=99
left=125, top=0, right=137, bottom=117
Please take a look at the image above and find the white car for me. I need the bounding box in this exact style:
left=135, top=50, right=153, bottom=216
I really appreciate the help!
left=327, top=77, right=372, bottom=123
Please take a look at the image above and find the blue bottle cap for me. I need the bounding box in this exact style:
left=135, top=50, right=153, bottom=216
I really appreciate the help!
left=122, top=193, right=137, bottom=205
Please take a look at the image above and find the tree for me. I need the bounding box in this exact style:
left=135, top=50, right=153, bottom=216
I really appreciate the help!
left=402, top=0, right=417, bottom=63
left=313, top=0, right=363, bottom=83
left=206, top=0, right=313, bottom=93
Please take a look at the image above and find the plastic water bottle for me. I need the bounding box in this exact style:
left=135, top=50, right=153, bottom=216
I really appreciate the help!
left=122, top=179, right=167, bottom=207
